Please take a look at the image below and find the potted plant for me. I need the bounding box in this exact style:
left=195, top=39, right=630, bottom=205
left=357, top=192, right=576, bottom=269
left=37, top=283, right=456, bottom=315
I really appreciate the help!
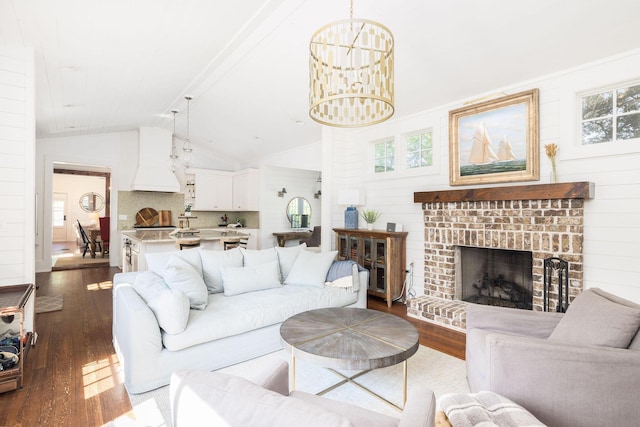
left=184, top=203, right=192, bottom=217
left=361, top=209, right=381, bottom=230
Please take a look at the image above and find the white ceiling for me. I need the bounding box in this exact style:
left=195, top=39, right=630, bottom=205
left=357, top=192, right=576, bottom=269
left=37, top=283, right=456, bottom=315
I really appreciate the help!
left=2, top=0, right=639, bottom=165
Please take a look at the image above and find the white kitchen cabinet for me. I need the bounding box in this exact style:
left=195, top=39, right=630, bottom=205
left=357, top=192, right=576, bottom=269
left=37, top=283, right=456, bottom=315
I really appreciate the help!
left=232, top=168, right=259, bottom=211
left=191, top=168, right=233, bottom=211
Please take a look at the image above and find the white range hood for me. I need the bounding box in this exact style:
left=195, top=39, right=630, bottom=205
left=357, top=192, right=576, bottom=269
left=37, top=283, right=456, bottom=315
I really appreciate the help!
left=131, top=127, right=181, bottom=192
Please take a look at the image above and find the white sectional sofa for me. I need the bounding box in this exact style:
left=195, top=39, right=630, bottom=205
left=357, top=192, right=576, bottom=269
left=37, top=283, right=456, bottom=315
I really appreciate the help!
left=112, top=244, right=368, bottom=394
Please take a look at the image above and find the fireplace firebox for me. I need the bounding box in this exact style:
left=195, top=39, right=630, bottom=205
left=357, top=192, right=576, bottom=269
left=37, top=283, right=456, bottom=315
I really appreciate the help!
left=456, top=246, right=533, bottom=310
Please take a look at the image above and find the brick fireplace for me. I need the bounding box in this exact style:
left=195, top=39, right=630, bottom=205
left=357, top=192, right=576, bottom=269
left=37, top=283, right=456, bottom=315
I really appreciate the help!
left=407, top=182, right=594, bottom=331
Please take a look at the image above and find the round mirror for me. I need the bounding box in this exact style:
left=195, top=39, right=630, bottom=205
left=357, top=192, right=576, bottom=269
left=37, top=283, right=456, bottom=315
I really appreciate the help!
left=79, top=192, right=105, bottom=212
left=286, top=197, right=311, bottom=228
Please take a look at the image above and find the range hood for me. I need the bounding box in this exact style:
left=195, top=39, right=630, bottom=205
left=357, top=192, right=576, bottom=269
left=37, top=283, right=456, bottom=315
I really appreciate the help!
left=131, top=127, right=181, bottom=192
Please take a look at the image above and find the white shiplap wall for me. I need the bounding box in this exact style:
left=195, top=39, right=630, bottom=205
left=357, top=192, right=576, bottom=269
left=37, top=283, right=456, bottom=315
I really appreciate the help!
left=328, top=49, right=640, bottom=303
left=0, top=48, right=35, bottom=287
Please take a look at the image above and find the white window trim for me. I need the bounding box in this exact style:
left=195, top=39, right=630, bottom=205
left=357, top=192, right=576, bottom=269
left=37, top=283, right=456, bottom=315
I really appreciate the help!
left=572, top=79, right=640, bottom=159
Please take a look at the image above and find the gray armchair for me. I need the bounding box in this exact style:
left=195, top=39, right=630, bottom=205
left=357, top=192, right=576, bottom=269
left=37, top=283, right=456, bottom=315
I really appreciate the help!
left=171, top=358, right=436, bottom=427
left=466, top=288, right=640, bottom=427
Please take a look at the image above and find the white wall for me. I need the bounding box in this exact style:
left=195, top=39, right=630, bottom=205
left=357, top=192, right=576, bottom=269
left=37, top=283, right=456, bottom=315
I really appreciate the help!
left=328, top=49, right=640, bottom=303
left=257, top=165, right=321, bottom=248
left=0, top=47, right=35, bottom=332
left=36, top=131, right=139, bottom=271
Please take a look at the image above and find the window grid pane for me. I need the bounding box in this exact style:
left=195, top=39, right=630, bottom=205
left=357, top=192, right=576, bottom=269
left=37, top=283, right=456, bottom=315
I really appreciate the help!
left=405, top=130, right=433, bottom=169
left=374, top=139, right=395, bottom=173
left=581, top=83, right=640, bottom=145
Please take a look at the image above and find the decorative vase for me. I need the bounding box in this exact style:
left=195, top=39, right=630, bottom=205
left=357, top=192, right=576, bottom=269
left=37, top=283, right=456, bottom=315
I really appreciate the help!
left=550, top=160, right=558, bottom=183
left=185, top=211, right=192, bottom=217
left=367, top=223, right=374, bottom=230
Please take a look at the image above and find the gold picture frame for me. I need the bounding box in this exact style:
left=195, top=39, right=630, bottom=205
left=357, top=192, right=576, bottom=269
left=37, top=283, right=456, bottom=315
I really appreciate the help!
left=449, top=89, right=539, bottom=186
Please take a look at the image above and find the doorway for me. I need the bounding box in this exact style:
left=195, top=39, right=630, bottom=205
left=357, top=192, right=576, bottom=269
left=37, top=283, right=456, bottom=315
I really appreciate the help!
left=51, top=165, right=111, bottom=270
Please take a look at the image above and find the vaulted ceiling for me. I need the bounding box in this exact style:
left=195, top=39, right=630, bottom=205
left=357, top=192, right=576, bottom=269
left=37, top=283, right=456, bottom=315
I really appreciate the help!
left=2, top=0, right=639, bottom=164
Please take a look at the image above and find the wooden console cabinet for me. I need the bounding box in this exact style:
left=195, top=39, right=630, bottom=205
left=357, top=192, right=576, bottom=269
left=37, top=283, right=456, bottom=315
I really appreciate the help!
left=333, top=228, right=407, bottom=307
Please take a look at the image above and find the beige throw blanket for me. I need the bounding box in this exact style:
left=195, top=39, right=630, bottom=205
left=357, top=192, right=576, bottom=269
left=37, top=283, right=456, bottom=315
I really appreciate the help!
left=438, top=391, right=546, bottom=427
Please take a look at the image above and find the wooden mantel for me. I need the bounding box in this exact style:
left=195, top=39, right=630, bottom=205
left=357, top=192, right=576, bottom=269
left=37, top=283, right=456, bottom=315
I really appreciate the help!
left=414, top=182, right=595, bottom=204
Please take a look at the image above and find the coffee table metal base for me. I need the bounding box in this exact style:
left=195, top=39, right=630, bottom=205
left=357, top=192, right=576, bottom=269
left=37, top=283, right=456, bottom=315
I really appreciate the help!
left=291, top=350, right=408, bottom=411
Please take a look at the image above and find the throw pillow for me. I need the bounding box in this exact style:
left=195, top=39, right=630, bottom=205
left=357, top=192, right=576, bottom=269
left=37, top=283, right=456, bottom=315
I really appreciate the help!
left=147, top=289, right=191, bottom=334
left=146, top=249, right=203, bottom=277
left=285, top=250, right=338, bottom=288
left=199, top=247, right=244, bottom=293
left=240, top=247, right=278, bottom=266
left=133, top=270, right=170, bottom=302
left=133, top=271, right=190, bottom=335
left=275, top=243, right=307, bottom=283
left=548, top=288, right=640, bottom=348
left=221, top=260, right=282, bottom=296
left=326, top=260, right=360, bottom=292
left=162, top=256, right=209, bottom=310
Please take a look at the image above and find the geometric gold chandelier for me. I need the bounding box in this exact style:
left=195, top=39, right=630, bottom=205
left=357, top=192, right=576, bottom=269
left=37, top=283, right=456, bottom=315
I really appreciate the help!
left=309, top=0, right=394, bottom=128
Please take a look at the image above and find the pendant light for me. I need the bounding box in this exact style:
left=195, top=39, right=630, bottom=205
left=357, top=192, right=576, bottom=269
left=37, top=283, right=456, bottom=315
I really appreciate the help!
left=169, top=109, right=179, bottom=172
left=182, top=96, right=193, bottom=169
left=309, top=0, right=394, bottom=127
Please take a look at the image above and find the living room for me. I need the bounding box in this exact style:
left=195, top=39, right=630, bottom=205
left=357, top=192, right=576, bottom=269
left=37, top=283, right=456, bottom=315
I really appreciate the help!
left=2, top=0, right=640, bottom=426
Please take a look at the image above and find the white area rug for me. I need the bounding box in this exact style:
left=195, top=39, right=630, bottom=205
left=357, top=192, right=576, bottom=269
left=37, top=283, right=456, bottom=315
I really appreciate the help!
left=35, top=295, right=63, bottom=313
left=108, top=345, right=469, bottom=427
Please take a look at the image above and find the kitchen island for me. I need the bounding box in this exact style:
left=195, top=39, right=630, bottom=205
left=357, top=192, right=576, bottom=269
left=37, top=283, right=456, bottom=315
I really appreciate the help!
left=121, top=228, right=253, bottom=272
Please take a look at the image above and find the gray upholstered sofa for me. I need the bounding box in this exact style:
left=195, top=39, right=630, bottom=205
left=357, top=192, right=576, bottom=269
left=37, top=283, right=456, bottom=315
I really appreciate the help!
left=466, top=287, right=640, bottom=427
left=170, top=358, right=436, bottom=427
left=113, top=244, right=368, bottom=394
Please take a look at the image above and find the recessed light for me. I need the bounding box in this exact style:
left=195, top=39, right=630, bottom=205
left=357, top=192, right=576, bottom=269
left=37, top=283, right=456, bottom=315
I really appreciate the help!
left=254, top=137, right=263, bottom=143
left=295, top=120, right=304, bottom=126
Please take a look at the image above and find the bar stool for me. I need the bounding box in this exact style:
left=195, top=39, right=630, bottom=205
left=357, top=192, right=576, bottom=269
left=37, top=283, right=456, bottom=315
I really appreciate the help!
left=222, top=237, right=249, bottom=250
left=175, top=238, right=201, bottom=250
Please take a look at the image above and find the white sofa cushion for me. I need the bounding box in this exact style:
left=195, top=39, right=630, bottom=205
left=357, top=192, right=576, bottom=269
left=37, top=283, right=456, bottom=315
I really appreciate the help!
left=162, top=256, right=209, bottom=310
left=241, top=247, right=278, bottom=266
left=221, top=260, right=282, bottom=296
left=199, top=247, right=243, bottom=293
left=133, top=271, right=190, bottom=334
left=147, top=289, right=191, bottom=335
left=275, top=243, right=306, bottom=282
left=146, top=249, right=203, bottom=277
left=161, top=285, right=359, bottom=351
left=285, top=250, right=337, bottom=288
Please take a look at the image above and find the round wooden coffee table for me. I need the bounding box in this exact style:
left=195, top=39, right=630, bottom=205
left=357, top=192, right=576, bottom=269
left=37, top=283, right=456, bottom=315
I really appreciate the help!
left=280, top=307, right=419, bottom=410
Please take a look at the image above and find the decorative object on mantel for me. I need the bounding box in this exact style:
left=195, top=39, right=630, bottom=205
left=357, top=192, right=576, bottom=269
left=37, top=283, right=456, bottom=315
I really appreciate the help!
left=545, top=143, right=559, bottom=183
left=361, top=209, right=381, bottom=230
left=308, top=0, right=394, bottom=128
left=338, top=189, right=365, bottom=229
left=182, top=96, right=193, bottom=170
left=448, top=89, right=540, bottom=186
left=277, top=187, right=287, bottom=198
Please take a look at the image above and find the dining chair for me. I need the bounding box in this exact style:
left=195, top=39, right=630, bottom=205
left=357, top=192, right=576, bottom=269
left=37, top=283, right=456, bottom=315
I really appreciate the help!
left=76, top=220, right=100, bottom=258
left=99, top=217, right=110, bottom=257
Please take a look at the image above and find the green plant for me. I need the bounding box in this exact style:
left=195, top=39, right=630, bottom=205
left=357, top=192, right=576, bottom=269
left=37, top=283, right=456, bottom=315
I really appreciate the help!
left=361, top=209, right=381, bottom=224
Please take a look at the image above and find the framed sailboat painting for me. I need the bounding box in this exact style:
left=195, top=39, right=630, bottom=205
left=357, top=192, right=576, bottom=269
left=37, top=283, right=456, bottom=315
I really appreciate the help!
left=448, top=89, right=539, bottom=186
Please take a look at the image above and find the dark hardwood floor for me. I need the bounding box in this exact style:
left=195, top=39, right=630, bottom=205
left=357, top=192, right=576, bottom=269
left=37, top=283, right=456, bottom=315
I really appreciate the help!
left=0, top=266, right=465, bottom=426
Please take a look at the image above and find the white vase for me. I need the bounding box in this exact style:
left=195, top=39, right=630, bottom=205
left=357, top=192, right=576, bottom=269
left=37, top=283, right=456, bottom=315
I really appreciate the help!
left=185, top=211, right=192, bottom=217
left=366, top=223, right=374, bottom=230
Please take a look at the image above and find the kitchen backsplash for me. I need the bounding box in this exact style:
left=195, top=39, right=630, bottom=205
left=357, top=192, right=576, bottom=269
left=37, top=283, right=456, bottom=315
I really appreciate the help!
left=117, top=191, right=259, bottom=230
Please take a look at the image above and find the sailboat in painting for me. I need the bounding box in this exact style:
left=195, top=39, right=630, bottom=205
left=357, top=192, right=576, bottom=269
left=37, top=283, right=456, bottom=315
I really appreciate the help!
left=460, top=123, right=526, bottom=177
left=497, top=135, right=516, bottom=161
left=468, top=122, right=498, bottom=164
